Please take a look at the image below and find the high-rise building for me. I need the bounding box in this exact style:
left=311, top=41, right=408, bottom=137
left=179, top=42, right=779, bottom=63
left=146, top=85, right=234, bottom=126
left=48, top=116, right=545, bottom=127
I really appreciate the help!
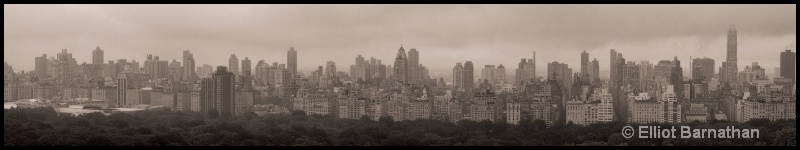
left=581, top=51, right=589, bottom=74
left=35, top=54, right=48, bottom=79
left=92, top=46, right=104, bottom=65
left=394, top=46, right=408, bottom=83
left=515, top=52, right=537, bottom=85
left=242, top=57, right=252, bottom=77
left=655, top=60, right=676, bottom=85
left=408, top=48, right=420, bottom=84
left=720, top=25, right=739, bottom=83
left=547, top=62, right=573, bottom=92
left=622, top=61, right=640, bottom=90
left=453, top=63, right=464, bottom=91
left=638, top=61, right=654, bottom=91
left=780, top=50, right=796, bottom=83
left=671, top=57, right=684, bottom=100
left=196, top=64, right=213, bottom=79
left=325, top=61, right=337, bottom=79
left=482, top=65, right=496, bottom=85
left=200, top=78, right=214, bottom=112
left=183, top=50, right=196, bottom=81
left=116, top=74, right=129, bottom=106
left=229, top=54, right=240, bottom=76
left=589, top=58, right=600, bottom=83
left=169, top=60, right=183, bottom=81
left=463, top=61, right=475, bottom=96
left=691, top=57, right=715, bottom=82
left=213, top=66, right=236, bottom=117
left=144, top=55, right=169, bottom=79
left=496, top=64, right=506, bottom=84
left=288, top=47, right=298, bottom=78
left=740, top=62, right=766, bottom=83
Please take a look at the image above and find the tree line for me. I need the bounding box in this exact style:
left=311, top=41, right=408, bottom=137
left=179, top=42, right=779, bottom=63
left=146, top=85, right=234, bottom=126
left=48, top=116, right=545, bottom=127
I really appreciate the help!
left=3, top=108, right=795, bottom=146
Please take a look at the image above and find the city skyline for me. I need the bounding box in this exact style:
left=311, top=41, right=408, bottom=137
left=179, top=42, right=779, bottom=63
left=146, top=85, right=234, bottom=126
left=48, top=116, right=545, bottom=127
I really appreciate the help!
left=4, top=4, right=796, bottom=147
left=4, top=4, right=796, bottom=75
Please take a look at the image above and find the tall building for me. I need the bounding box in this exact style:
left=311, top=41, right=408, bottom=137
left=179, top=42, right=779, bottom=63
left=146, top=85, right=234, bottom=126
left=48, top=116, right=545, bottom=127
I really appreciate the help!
left=453, top=63, right=464, bottom=91
left=638, top=61, right=654, bottom=91
left=196, top=64, right=213, bottom=79
left=610, top=49, right=619, bottom=87
left=496, top=64, right=506, bottom=84
left=229, top=54, right=240, bottom=76
left=288, top=47, right=298, bottom=78
left=622, top=61, right=640, bottom=90
left=515, top=52, right=537, bottom=85
left=463, top=61, right=475, bottom=96
left=589, top=58, right=600, bottom=83
left=242, top=57, right=252, bottom=77
left=213, top=66, right=236, bottom=117
left=692, top=57, right=715, bottom=82
left=581, top=51, right=589, bottom=74
left=200, top=78, right=214, bottom=112
left=780, top=50, right=795, bottom=83
left=116, top=74, right=129, bottom=106
left=482, top=65, right=496, bottom=85
left=654, top=60, right=676, bottom=85
left=92, top=46, right=104, bottom=64
left=547, top=62, right=573, bottom=92
left=35, top=54, right=48, bottom=78
left=720, top=25, right=739, bottom=83
left=183, top=50, right=196, bottom=81
left=325, top=61, right=337, bottom=79
left=169, top=60, right=183, bottom=81
left=671, top=57, right=684, bottom=100
left=740, top=62, right=766, bottom=83
left=408, top=48, right=420, bottom=84
left=394, top=46, right=408, bottom=83
left=144, top=55, right=169, bottom=79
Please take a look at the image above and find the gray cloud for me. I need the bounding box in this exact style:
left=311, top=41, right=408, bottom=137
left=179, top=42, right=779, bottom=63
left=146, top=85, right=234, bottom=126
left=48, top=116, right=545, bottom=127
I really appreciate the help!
left=4, top=4, right=796, bottom=78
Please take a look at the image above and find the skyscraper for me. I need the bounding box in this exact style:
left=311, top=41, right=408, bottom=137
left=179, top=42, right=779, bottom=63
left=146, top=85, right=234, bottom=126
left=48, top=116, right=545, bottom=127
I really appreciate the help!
left=547, top=62, right=573, bottom=91
left=200, top=78, right=215, bottom=112
left=242, top=57, right=252, bottom=77
left=288, top=47, right=297, bottom=78
left=463, top=61, right=474, bottom=96
left=229, top=54, right=240, bottom=76
left=408, top=48, right=420, bottom=84
left=394, top=46, right=408, bottom=83
left=720, top=25, right=738, bottom=83
left=515, top=52, right=536, bottom=85
left=453, top=62, right=464, bottom=91
left=590, top=58, right=600, bottom=83
left=183, top=50, right=196, bottom=81
left=496, top=64, right=506, bottom=84
left=671, top=57, right=684, bottom=100
left=92, top=46, right=104, bottom=64
left=691, top=57, right=715, bottom=82
left=144, top=55, right=169, bottom=79
left=35, top=54, right=48, bottom=78
left=581, top=51, right=589, bottom=74
left=780, top=50, right=796, bottom=83
left=117, top=74, right=129, bottom=106
left=482, top=65, right=496, bottom=85
left=610, top=49, right=618, bottom=88
left=169, top=60, right=183, bottom=81
left=213, top=66, right=236, bottom=117
left=325, top=61, right=337, bottom=79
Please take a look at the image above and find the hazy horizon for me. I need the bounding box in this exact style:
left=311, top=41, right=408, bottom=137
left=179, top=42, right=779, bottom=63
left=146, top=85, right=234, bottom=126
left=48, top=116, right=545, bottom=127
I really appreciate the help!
left=4, top=4, right=796, bottom=77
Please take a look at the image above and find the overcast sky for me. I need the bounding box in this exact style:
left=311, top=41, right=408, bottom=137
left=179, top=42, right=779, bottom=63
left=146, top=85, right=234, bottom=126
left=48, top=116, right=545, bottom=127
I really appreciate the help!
left=4, top=4, right=796, bottom=78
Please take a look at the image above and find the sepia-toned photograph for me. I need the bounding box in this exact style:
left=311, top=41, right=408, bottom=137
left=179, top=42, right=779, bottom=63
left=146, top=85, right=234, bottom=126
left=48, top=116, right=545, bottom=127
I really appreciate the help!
left=3, top=4, right=796, bottom=146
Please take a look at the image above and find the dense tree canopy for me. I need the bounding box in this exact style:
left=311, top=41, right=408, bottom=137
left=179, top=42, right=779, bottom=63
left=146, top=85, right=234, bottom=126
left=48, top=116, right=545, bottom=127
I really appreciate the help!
left=4, top=107, right=795, bottom=146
